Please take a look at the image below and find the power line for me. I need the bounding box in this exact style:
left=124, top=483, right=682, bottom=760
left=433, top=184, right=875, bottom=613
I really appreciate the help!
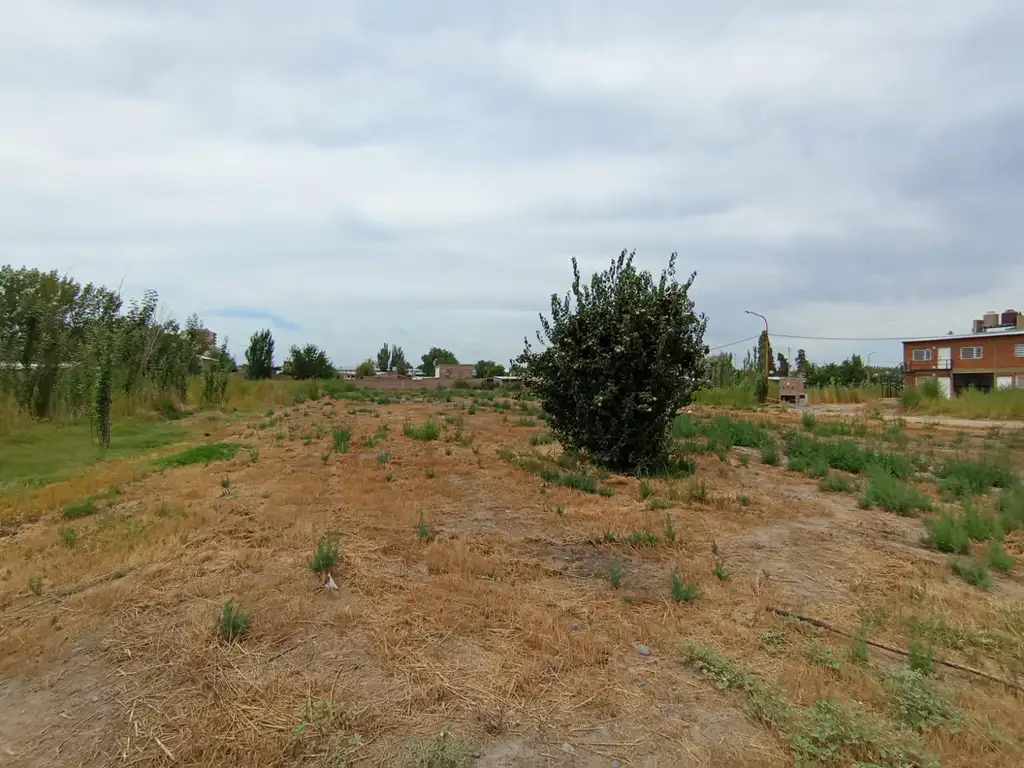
left=771, top=332, right=938, bottom=342
left=708, top=335, right=758, bottom=351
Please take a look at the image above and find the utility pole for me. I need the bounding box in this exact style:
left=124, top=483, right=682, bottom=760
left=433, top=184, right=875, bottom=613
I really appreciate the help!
left=745, top=310, right=770, bottom=383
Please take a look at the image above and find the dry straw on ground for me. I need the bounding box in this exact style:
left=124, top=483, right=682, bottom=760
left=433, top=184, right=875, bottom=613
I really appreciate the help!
left=1, top=399, right=1022, bottom=766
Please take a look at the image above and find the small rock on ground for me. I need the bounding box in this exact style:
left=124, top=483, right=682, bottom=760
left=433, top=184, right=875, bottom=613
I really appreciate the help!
left=636, top=644, right=652, bottom=656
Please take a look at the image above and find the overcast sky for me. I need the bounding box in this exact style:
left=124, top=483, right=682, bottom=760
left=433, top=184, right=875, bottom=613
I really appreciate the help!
left=2, top=1, right=1022, bottom=369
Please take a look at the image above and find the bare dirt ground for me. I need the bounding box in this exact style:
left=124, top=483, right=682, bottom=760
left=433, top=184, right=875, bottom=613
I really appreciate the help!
left=1, top=398, right=1022, bottom=766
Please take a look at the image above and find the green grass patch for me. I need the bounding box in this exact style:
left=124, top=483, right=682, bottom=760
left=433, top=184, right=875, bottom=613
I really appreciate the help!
left=883, top=669, right=960, bottom=732
left=858, top=467, right=932, bottom=516
left=935, top=457, right=1019, bottom=496
left=498, top=450, right=613, bottom=496
left=0, top=419, right=188, bottom=496
left=62, top=498, right=100, bottom=520
left=332, top=426, right=351, bottom=453
left=784, top=432, right=915, bottom=479
left=950, top=559, right=990, bottom=588
left=818, top=474, right=855, bottom=493
left=681, top=643, right=935, bottom=767
left=154, top=442, right=241, bottom=469
left=528, top=431, right=554, bottom=446
left=403, top=420, right=441, bottom=441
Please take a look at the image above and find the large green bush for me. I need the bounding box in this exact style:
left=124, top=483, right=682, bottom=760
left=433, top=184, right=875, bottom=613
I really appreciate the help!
left=515, top=250, right=707, bottom=473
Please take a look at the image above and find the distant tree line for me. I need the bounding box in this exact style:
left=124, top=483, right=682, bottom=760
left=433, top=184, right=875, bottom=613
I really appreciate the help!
left=705, top=342, right=899, bottom=390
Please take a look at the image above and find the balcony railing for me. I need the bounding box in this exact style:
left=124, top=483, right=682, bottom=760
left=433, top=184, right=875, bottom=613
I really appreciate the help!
left=906, top=358, right=952, bottom=371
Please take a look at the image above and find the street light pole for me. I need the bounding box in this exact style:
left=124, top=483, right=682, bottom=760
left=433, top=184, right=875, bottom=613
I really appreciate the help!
left=867, top=352, right=875, bottom=385
left=745, top=310, right=770, bottom=383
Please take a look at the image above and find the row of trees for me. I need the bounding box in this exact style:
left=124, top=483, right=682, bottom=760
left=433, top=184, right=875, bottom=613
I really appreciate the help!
left=0, top=266, right=235, bottom=441
left=708, top=337, right=896, bottom=390
left=244, top=333, right=510, bottom=381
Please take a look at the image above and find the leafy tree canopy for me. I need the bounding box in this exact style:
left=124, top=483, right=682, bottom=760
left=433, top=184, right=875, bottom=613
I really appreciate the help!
left=355, top=359, right=375, bottom=377
left=475, top=360, right=506, bottom=378
left=286, top=343, right=334, bottom=380
left=420, top=347, right=458, bottom=377
left=245, top=329, right=275, bottom=380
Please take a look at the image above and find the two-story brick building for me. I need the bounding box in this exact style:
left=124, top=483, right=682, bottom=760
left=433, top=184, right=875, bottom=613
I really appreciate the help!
left=903, top=310, right=1024, bottom=397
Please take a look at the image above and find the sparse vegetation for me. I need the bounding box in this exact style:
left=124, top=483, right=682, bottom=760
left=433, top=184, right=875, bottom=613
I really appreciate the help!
left=606, top=562, right=622, bottom=588
left=404, top=420, right=441, bottom=441
left=951, top=558, right=991, bottom=589
left=62, top=498, right=99, bottom=520
left=859, top=467, right=932, bottom=516
left=216, top=599, right=251, bottom=643
left=416, top=514, right=437, bottom=542
left=671, top=572, right=699, bottom=603
left=308, top=536, right=340, bottom=574
left=154, top=442, right=241, bottom=468
left=332, top=426, right=351, bottom=453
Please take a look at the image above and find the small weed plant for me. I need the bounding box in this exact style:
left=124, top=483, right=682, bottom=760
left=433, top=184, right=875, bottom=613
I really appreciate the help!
left=671, top=572, right=699, bottom=603
left=607, top=562, right=622, bottom=588
left=403, top=420, right=441, bottom=441
left=309, top=536, right=340, bottom=574
left=416, top=515, right=437, bottom=542
left=217, top=600, right=251, bottom=643
left=332, top=426, right=351, bottom=453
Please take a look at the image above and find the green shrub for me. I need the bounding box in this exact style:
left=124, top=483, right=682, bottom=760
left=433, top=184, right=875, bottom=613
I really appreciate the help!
left=962, top=501, right=1001, bottom=541
left=901, top=386, right=922, bottom=410
left=986, top=539, right=1014, bottom=573
left=884, top=669, right=960, bottom=732
left=860, top=466, right=931, bottom=516
left=155, top=442, right=241, bottom=468
left=921, top=513, right=970, bottom=554
left=759, top=442, right=780, bottom=466
left=515, top=250, right=707, bottom=474
left=951, top=559, right=990, bottom=588
left=819, top=474, right=854, bottom=493
left=918, top=378, right=941, bottom=400
left=936, top=457, right=1019, bottom=496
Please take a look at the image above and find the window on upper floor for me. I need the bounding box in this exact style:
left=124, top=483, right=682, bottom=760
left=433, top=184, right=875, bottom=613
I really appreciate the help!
left=1015, top=343, right=1024, bottom=358
left=911, top=349, right=932, bottom=362
left=960, top=346, right=983, bottom=360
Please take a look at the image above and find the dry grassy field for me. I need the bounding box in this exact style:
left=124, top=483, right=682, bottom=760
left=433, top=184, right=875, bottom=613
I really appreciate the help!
left=2, top=390, right=1023, bottom=767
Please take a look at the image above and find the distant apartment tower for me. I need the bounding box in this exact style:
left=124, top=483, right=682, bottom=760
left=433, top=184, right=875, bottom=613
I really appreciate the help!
left=903, top=310, right=1024, bottom=397
left=199, top=328, right=217, bottom=350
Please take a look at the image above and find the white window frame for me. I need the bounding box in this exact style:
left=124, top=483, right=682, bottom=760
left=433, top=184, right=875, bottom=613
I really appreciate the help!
left=911, top=349, right=932, bottom=362
left=1014, top=343, right=1024, bottom=358
left=1017, top=375, right=1024, bottom=389
left=959, top=345, right=983, bottom=360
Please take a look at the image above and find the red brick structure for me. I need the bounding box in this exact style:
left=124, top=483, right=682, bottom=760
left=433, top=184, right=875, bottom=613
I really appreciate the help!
left=903, top=314, right=1024, bottom=397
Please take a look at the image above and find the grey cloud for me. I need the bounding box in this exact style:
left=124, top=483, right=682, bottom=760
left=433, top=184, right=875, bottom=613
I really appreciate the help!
left=1, top=1, right=1022, bottom=367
